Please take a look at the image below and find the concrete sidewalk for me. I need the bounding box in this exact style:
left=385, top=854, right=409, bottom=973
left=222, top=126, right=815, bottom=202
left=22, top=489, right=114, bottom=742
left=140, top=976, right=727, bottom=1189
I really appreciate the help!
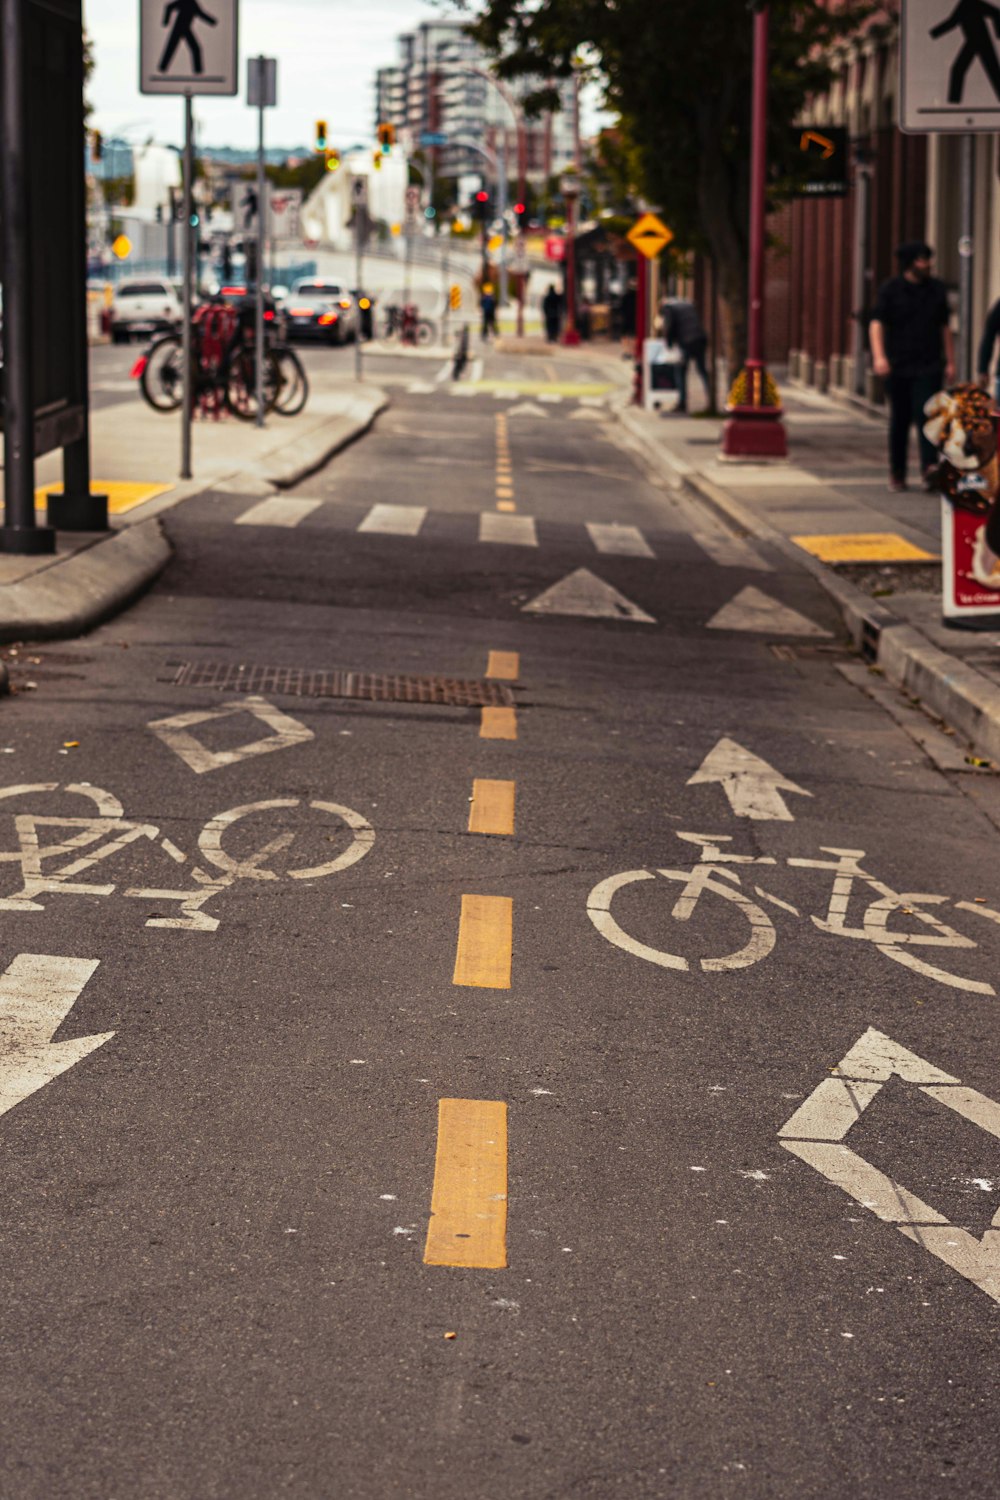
left=0, top=374, right=387, bottom=647
left=618, top=386, right=1000, bottom=765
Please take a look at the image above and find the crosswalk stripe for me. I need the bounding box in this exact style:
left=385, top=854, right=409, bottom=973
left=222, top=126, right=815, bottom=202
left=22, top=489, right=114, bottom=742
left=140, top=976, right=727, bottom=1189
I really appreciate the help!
left=358, top=504, right=427, bottom=536
left=235, top=497, right=322, bottom=528
left=479, top=512, right=538, bottom=547
left=586, top=522, right=655, bottom=558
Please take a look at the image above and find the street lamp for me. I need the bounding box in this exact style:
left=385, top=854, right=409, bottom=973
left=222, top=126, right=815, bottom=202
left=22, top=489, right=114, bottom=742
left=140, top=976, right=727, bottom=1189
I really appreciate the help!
left=560, top=169, right=580, bottom=347
left=720, top=3, right=788, bottom=459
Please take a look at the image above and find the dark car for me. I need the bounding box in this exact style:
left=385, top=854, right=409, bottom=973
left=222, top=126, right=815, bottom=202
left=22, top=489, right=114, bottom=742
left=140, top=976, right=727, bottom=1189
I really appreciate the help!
left=285, top=280, right=359, bottom=345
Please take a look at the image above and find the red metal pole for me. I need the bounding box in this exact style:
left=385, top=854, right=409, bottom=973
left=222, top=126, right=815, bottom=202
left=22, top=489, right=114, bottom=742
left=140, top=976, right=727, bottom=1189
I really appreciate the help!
left=747, top=4, right=768, bottom=368
left=562, top=193, right=580, bottom=345
left=720, top=1, right=787, bottom=458
left=516, top=117, right=526, bottom=338
left=632, top=252, right=647, bottom=405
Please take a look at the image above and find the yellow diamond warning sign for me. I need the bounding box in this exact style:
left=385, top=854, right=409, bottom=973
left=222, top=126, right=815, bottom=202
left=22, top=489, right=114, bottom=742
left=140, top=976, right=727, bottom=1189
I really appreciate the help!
left=627, top=212, right=673, bottom=260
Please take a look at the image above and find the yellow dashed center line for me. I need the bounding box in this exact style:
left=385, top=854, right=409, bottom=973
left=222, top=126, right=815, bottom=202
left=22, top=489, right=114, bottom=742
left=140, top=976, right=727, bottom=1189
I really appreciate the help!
left=469, top=778, right=515, bottom=835
left=453, top=894, right=513, bottom=988
left=496, top=500, right=517, bottom=512
left=486, top=650, right=519, bottom=680
left=480, top=705, right=517, bottom=739
left=423, top=1098, right=508, bottom=1269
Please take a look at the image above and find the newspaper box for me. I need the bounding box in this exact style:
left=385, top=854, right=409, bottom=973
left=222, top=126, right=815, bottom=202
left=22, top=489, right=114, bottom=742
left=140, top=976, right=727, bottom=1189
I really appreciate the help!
left=642, top=339, right=681, bottom=412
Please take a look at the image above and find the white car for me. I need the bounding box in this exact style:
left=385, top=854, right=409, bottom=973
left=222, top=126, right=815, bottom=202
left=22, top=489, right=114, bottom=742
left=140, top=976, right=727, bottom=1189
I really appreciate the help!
left=110, top=278, right=182, bottom=343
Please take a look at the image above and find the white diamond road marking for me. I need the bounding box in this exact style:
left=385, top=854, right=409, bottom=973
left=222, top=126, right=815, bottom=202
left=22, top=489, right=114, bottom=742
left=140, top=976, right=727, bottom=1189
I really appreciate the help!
left=358, top=504, right=427, bottom=536
left=235, top=497, right=322, bottom=528
left=479, top=512, right=538, bottom=547
left=586, top=523, right=655, bottom=558
left=706, top=585, right=829, bottom=637
left=781, top=1027, right=1000, bottom=1304
left=148, top=695, right=314, bottom=775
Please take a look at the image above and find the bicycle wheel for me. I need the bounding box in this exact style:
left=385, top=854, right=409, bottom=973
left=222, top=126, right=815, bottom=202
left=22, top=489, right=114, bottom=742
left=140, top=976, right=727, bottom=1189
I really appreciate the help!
left=273, top=347, right=309, bottom=416
left=416, top=319, right=436, bottom=346
left=225, top=349, right=280, bottom=421
left=139, top=336, right=185, bottom=412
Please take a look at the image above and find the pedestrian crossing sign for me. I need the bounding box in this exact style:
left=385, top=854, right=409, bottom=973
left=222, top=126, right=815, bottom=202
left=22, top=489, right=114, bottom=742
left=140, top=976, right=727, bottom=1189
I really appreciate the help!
left=627, top=213, right=674, bottom=260
left=140, top=0, right=239, bottom=96
left=901, top=0, right=1000, bottom=132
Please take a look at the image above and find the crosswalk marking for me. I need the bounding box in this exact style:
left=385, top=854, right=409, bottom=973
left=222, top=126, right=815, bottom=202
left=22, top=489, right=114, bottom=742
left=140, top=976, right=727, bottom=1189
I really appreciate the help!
left=479, top=512, right=538, bottom=547
left=586, top=522, right=655, bottom=558
left=358, top=503, right=427, bottom=536
left=235, top=497, right=322, bottom=528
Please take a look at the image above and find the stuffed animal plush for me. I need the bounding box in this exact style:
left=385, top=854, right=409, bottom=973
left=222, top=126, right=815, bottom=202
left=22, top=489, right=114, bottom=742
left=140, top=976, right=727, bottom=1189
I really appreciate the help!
left=923, top=383, right=1000, bottom=585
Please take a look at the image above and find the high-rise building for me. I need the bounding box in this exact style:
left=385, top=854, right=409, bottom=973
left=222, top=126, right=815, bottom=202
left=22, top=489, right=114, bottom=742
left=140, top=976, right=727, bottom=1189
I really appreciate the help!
left=374, top=18, right=577, bottom=188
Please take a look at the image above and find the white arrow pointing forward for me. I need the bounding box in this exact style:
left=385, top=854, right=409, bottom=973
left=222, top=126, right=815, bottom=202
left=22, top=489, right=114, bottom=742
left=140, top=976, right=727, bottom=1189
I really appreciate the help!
left=0, top=954, right=113, bottom=1118
left=687, top=737, right=812, bottom=821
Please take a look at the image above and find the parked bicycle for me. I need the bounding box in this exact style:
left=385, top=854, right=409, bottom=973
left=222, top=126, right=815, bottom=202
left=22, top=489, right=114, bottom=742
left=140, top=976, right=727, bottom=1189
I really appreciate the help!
left=134, top=297, right=282, bottom=421
left=378, top=302, right=435, bottom=347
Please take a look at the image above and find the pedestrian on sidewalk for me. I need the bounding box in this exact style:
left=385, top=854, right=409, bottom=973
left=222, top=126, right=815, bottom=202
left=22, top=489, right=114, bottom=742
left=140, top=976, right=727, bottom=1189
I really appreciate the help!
left=869, top=241, right=955, bottom=492
left=480, top=283, right=497, bottom=341
left=975, top=295, right=1000, bottom=401
left=661, top=296, right=711, bottom=413
left=542, top=283, right=563, bottom=343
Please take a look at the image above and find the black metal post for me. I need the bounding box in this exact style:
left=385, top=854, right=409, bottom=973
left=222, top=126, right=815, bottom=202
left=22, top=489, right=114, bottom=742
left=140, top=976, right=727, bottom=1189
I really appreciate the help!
left=0, top=0, right=54, bottom=553
left=49, top=1, right=108, bottom=532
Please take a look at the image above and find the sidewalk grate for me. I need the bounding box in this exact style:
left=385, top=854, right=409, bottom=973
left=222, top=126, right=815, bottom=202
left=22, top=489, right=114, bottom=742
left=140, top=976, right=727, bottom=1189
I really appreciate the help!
left=163, top=661, right=515, bottom=707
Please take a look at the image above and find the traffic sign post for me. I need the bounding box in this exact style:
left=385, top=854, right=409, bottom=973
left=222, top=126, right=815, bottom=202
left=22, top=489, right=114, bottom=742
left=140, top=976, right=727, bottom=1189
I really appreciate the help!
left=247, top=56, right=277, bottom=429
left=790, top=127, right=849, bottom=197
left=352, top=176, right=368, bottom=382
left=901, top=0, right=999, bottom=383
left=140, top=0, right=239, bottom=476
left=140, top=0, right=238, bottom=96
left=627, top=214, right=673, bottom=404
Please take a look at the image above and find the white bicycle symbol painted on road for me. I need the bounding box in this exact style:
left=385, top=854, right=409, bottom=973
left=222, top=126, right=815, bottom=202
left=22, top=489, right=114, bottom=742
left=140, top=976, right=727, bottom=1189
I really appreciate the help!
left=588, top=832, right=1000, bottom=995
left=0, top=782, right=375, bottom=932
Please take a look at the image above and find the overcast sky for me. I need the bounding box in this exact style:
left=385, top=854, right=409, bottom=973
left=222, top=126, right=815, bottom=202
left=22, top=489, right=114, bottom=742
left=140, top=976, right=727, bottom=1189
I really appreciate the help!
left=84, top=0, right=604, bottom=152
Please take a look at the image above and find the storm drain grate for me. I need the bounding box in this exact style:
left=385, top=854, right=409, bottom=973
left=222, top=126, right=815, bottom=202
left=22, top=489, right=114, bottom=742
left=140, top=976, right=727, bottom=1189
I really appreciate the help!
left=163, top=661, right=515, bottom=707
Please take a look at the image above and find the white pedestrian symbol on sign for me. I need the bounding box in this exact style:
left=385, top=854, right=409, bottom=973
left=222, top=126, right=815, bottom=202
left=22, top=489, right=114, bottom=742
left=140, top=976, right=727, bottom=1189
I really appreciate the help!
left=158, top=0, right=218, bottom=75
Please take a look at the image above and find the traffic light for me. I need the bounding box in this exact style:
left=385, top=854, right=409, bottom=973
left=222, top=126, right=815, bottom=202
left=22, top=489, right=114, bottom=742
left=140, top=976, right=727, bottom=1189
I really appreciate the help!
left=373, top=151, right=382, bottom=172
left=325, top=149, right=341, bottom=172
left=91, top=130, right=103, bottom=162
left=315, top=119, right=328, bottom=152
left=377, top=122, right=395, bottom=154
left=514, top=201, right=528, bottom=229
left=472, top=189, right=491, bottom=222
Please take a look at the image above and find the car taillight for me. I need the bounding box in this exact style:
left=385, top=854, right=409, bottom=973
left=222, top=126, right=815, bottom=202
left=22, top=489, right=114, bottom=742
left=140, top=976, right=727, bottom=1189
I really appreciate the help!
left=130, top=356, right=147, bottom=378
left=339, top=298, right=351, bottom=309
left=318, top=312, right=338, bottom=325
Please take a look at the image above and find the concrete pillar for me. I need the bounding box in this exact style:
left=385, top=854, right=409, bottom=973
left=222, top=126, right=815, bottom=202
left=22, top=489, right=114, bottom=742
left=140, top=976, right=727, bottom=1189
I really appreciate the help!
left=814, top=359, right=829, bottom=393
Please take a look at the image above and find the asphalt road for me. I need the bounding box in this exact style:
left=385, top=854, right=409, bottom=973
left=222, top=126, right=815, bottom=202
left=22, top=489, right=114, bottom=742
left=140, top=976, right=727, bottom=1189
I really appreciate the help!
left=4, top=350, right=1000, bottom=1497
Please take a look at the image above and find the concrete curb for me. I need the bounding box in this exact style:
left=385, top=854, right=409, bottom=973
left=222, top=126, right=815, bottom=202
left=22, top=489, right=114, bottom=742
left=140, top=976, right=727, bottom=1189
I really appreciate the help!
left=0, top=517, right=172, bottom=644
left=618, top=406, right=1000, bottom=763
left=264, top=389, right=388, bottom=490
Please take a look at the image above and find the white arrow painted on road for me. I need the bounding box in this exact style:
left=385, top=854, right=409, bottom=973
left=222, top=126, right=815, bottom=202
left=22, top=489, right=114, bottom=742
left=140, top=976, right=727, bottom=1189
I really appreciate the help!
left=505, top=402, right=550, bottom=419
left=0, top=954, right=112, bottom=1118
left=523, top=568, right=656, bottom=623
left=687, top=737, right=812, bottom=821
left=706, top=585, right=829, bottom=637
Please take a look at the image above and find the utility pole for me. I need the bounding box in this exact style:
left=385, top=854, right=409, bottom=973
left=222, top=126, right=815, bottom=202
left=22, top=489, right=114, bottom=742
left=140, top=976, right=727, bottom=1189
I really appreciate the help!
left=181, top=92, right=194, bottom=479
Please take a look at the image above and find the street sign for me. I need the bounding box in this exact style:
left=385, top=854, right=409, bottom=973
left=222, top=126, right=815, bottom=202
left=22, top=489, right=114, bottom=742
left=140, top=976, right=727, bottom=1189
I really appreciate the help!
left=901, top=0, right=1000, bottom=131
left=420, top=132, right=449, bottom=147
left=267, top=187, right=301, bottom=240
left=791, top=126, right=849, bottom=197
left=545, top=236, right=566, bottom=262
left=247, top=56, right=276, bottom=108
left=627, top=212, right=674, bottom=260
left=140, top=0, right=238, bottom=96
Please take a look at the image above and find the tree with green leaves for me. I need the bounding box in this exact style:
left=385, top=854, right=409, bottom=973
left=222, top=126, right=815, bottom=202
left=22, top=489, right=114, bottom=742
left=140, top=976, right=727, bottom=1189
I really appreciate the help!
left=465, top=0, right=872, bottom=366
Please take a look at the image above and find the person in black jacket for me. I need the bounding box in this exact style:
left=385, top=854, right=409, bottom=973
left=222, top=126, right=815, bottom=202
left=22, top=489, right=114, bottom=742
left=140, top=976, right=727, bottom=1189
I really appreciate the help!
left=661, top=297, right=710, bottom=413
left=869, top=241, right=954, bottom=491
left=976, top=297, right=1000, bottom=401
